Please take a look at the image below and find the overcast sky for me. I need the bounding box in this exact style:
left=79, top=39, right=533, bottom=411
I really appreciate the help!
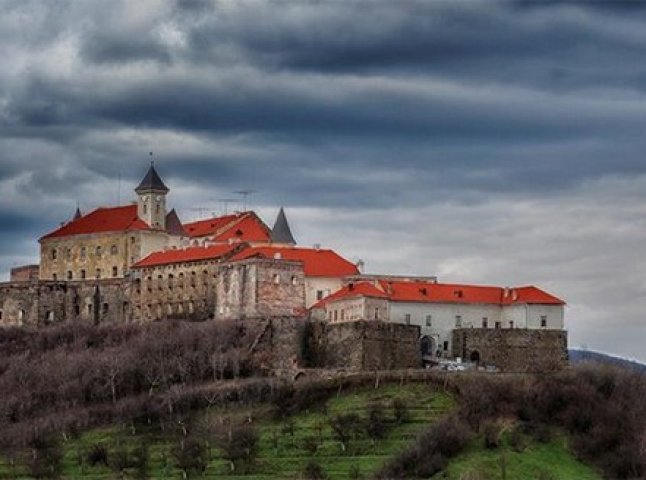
left=1, top=0, right=646, bottom=361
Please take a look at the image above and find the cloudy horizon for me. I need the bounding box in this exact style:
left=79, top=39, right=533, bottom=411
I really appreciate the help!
left=1, top=0, right=646, bottom=361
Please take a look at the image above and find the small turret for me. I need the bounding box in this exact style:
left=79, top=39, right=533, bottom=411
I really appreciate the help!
left=73, top=205, right=82, bottom=221
left=135, top=162, right=169, bottom=230
left=271, top=207, right=296, bottom=245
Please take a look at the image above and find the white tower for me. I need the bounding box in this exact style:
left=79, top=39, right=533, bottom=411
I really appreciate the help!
left=135, top=162, right=169, bottom=230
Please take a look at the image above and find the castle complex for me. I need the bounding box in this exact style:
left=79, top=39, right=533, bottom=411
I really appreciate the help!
left=0, top=164, right=568, bottom=372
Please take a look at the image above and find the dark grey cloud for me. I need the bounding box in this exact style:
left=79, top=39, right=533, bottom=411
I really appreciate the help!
left=1, top=0, right=646, bottom=361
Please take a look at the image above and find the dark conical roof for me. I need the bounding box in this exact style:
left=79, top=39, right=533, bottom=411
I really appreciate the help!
left=165, top=209, right=186, bottom=236
left=271, top=207, right=296, bottom=245
left=135, top=163, right=169, bottom=194
left=73, top=206, right=82, bottom=221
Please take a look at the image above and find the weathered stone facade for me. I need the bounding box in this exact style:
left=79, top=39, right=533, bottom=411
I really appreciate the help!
left=0, top=279, right=131, bottom=326
left=10, top=265, right=39, bottom=282
left=216, top=259, right=306, bottom=320
left=306, top=320, right=421, bottom=370
left=39, top=230, right=180, bottom=282
left=452, top=328, right=568, bottom=372
left=130, top=258, right=222, bottom=322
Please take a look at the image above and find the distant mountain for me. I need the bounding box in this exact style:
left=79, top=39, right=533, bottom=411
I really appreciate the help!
left=569, top=349, right=646, bottom=374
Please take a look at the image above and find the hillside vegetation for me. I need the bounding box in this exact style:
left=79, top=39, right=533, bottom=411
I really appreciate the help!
left=0, top=323, right=644, bottom=479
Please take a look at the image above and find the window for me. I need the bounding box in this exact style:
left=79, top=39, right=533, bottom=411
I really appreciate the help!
left=95, top=268, right=101, bottom=279
left=131, top=236, right=136, bottom=244
left=18, top=309, right=25, bottom=321
left=46, top=311, right=54, bottom=322
left=495, top=321, right=501, bottom=329
left=156, top=204, right=160, bottom=214
left=51, top=249, right=57, bottom=260
left=81, top=270, right=86, bottom=280
left=404, top=313, right=411, bottom=325
left=112, top=266, right=118, bottom=277
left=509, top=321, right=514, bottom=329
left=87, top=304, right=92, bottom=315
left=291, top=276, right=297, bottom=286
left=334, top=310, right=338, bottom=321
left=102, top=303, right=108, bottom=314
left=74, top=305, right=80, bottom=316
left=273, top=274, right=280, bottom=284
left=143, top=204, right=147, bottom=215
left=0, top=310, right=3, bottom=320
left=443, top=341, right=449, bottom=351
left=316, top=290, right=324, bottom=301
left=455, top=315, right=462, bottom=328
left=425, top=315, right=432, bottom=327
left=482, top=317, right=488, bottom=328
left=52, top=273, right=57, bottom=281
left=110, top=245, right=118, bottom=255
left=67, top=270, right=73, bottom=280
left=80, top=247, right=86, bottom=259
left=65, top=248, right=71, bottom=260
left=540, top=315, right=547, bottom=328
left=95, top=246, right=102, bottom=256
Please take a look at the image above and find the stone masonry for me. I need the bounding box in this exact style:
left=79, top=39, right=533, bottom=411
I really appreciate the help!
left=452, top=328, right=568, bottom=373
left=306, top=320, right=421, bottom=370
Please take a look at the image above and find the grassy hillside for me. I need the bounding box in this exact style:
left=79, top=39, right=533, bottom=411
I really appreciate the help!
left=0, top=381, right=602, bottom=480
left=438, top=432, right=601, bottom=480
left=1, top=383, right=453, bottom=479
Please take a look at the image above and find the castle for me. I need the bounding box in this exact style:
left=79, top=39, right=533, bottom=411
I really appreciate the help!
left=0, top=164, right=568, bottom=372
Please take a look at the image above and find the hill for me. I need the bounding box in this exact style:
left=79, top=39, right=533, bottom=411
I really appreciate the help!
left=0, top=323, right=644, bottom=479
left=569, top=348, right=646, bottom=373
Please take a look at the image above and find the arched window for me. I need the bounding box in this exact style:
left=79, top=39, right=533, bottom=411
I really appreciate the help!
left=110, top=245, right=118, bottom=255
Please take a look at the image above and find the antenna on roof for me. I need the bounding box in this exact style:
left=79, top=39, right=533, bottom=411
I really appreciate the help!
left=235, top=190, right=255, bottom=211
left=149, top=151, right=154, bottom=166
left=117, top=171, right=121, bottom=205
left=217, top=198, right=237, bottom=215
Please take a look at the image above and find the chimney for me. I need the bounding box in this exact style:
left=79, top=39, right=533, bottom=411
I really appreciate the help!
left=313, top=243, right=321, bottom=251
left=348, top=283, right=355, bottom=291
left=356, top=259, right=365, bottom=273
left=511, top=289, right=518, bottom=301
left=420, top=287, right=428, bottom=296
left=273, top=252, right=282, bottom=260
left=503, top=287, right=510, bottom=298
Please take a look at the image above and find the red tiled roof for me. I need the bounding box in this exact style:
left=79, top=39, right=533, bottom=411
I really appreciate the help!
left=183, top=212, right=257, bottom=238
left=317, top=280, right=565, bottom=307
left=41, top=205, right=150, bottom=240
left=231, top=246, right=360, bottom=277
left=312, top=282, right=387, bottom=309
left=379, top=280, right=565, bottom=305
left=131, top=243, right=242, bottom=268
left=213, top=213, right=271, bottom=243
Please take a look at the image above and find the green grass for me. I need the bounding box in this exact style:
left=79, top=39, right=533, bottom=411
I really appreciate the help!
left=0, top=381, right=453, bottom=479
left=436, top=430, right=602, bottom=480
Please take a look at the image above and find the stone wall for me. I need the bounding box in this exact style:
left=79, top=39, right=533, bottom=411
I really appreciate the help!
left=306, top=320, right=421, bottom=371
left=130, top=261, right=222, bottom=322
left=39, top=230, right=180, bottom=282
left=0, top=279, right=131, bottom=327
left=216, top=259, right=305, bottom=320
left=452, top=328, right=568, bottom=373
left=10, top=265, right=39, bottom=282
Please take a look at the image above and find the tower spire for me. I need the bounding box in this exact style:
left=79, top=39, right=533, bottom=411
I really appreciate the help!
left=271, top=207, right=296, bottom=245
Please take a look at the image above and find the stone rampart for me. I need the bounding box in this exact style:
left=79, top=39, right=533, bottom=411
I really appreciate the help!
left=0, top=279, right=131, bottom=326
left=452, top=328, right=568, bottom=372
left=306, top=320, right=421, bottom=371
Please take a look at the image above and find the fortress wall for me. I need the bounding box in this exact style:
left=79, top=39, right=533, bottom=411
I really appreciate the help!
left=307, top=320, right=421, bottom=371
left=452, top=328, right=568, bottom=372
left=0, top=279, right=130, bottom=327
left=216, top=259, right=305, bottom=321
